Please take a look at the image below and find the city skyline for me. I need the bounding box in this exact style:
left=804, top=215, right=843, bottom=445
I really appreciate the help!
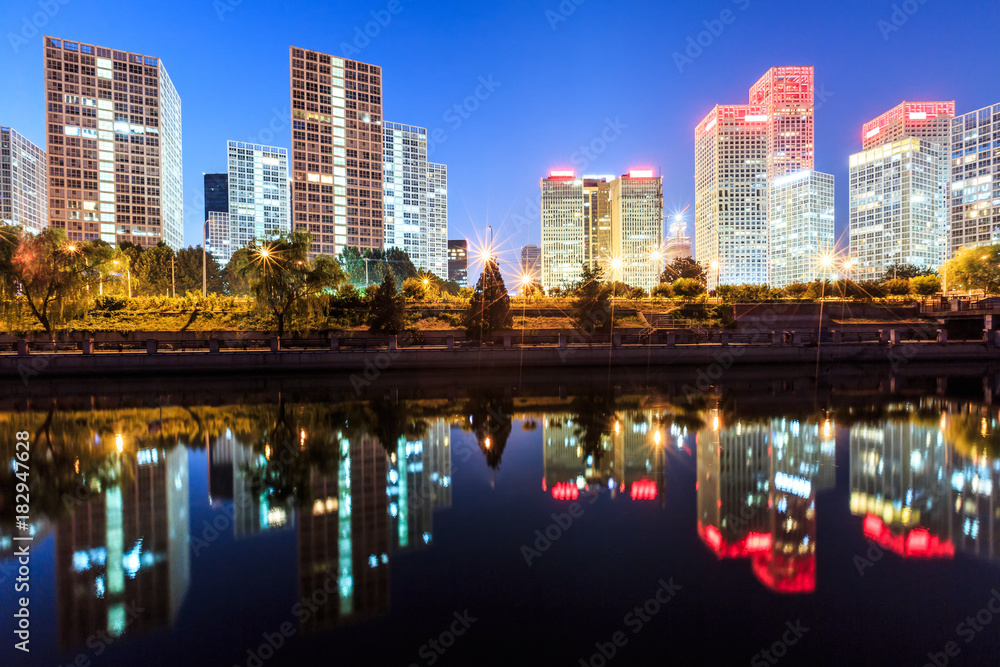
left=2, top=1, right=997, bottom=273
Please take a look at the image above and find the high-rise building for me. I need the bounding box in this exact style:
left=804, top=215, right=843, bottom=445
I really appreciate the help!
left=448, top=239, right=468, bottom=286
left=695, top=67, right=815, bottom=288
left=219, top=141, right=290, bottom=264
left=862, top=102, right=954, bottom=266
left=520, top=244, right=541, bottom=279
left=289, top=46, right=383, bottom=258
left=950, top=103, right=1000, bottom=255
left=695, top=106, right=769, bottom=288
left=862, top=101, right=955, bottom=150
left=427, top=162, right=448, bottom=279
left=205, top=211, right=230, bottom=266
left=664, top=213, right=691, bottom=262
left=769, top=170, right=835, bottom=287
left=583, top=176, right=612, bottom=270
left=203, top=173, right=228, bottom=222
left=43, top=36, right=182, bottom=248
left=610, top=170, right=663, bottom=291
left=540, top=170, right=585, bottom=292
left=382, top=122, right=448, bottom=280
left=0, top=127, right=47, bottom=232
left=849, top=138, right=943, bottom=281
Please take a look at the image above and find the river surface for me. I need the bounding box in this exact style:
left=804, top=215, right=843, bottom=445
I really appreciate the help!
left=2, top=364, right=1000, bottom=666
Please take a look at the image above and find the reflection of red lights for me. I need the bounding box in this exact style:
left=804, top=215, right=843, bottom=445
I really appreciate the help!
left=630, top=479, right=658, bottom=500
left=551, top=483, right=579, bottom=500
left=861, top=514, right=954, bottom=558
left=752, top=552, right=815, bottom=594
left=703, top=524, right=723, bottom=551
left=745, top=532, right=772, bottom=553
left=906, top=529, right=931, bottom=555
left=542, top=478, right=547, bottom=492
left=863, top=513, right=884, bottom=539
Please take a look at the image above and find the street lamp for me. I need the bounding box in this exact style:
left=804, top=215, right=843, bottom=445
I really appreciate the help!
left=710, top=260, right=720, bottom=290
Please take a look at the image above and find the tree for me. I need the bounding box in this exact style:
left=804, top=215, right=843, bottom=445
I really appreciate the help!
left=337, top=246, right=418, bottom=288
left=367, top=272, right=406, bottom=334
left=651, top=283, right=673, bottom=298
left=661, top=257, right=706, bottom=285
left=133, top=243, right=174, bottom=296
left=783, top=282, right=809, bottom=298
left=883, top=278, right=913, bottom=297
left=946, top=245, right=1000, bottom=295
left=571, top=264, right=612, bottom=334
left=241, top=232, right=345, bottom=337
left=672, top=277, right=706, bottom=299
left=174, top=245, right=224, bottom=295
left=716, top=284, right=777, bottom=303
left=882, top=262, right=935, bottom=282
left=6, top=228, right=111, bottom=334
left=910, top=274, right=941, bottom=298
left=463, top=257, right=512, bottom=339
left=223, top=246, right=255, bottom=295
left=627, top=286, right=646, bottom=299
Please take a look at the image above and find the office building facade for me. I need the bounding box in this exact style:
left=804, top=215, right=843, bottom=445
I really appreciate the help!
left=220, top=141, right=289, bottom=264
left=950, top=103, right=1000, bottom=254
left=769, top=170, right=835, bottom=287
left=204, top=172, right=228, bottom=221
left=540, top=171, right=585, bottom=291
left=447, top=239, right=468, bottom=286
left=583, top=177, right=612, bottom=270
left=0, top=127, right=47, bottom=232
left=610, top=170, right=663, bottom=292
left=427, top=162, right=448, bottom=279
left=862, top=102, right=954, bottom=265
left=290, top=46, right=383, bottom=258
left=849, top=138, right=943, bottom=280
left=382, top=122, right=448, bottom=280
left=44, top=36, right=182, bottom=248
left=695, top=67, right=815, bottom=289
left=695, top=105, right=769, bottom=288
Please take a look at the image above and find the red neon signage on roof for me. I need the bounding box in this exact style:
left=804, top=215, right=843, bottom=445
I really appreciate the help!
left=549, top=169, right=575, bottom=178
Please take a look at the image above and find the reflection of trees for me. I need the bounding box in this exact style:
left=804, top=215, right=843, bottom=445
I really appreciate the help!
left=463, top=393, right=513, bottom=470
left=570, top=393, right=618, bottom=467
left=367, top=398, right=430, bottom=456
left=944, top=413, right=1000, bottom=460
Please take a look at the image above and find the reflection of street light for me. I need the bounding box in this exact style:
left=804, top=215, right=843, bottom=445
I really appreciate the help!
left=653, top=430, right=662, bottom=446
left=115, top=433, right=123, bottom=453
left=614, top=420, right=620, bottom=435
left=484, top=437, right=491, bottom=450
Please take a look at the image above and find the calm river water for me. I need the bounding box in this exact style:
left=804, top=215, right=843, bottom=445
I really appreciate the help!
left=2, top=364, right=1000, bottom=666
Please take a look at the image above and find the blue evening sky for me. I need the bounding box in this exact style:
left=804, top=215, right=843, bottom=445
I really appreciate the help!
left=2, top=0, right=998, bottom=272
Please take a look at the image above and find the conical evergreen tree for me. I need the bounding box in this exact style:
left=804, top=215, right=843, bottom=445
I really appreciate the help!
left=463, top=258, right=512, bottom=339
left=367, top=272, right=406, bottom=334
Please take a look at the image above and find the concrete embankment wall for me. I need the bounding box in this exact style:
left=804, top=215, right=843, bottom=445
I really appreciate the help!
left=3, top=341, right=999, bottom=380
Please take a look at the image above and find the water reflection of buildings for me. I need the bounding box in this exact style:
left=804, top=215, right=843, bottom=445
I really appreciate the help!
left=850, top=409, right=1000, bottom=561
left=697, top=413, right=835, bottom=594
left=297, top=417, right=453, bottom=633
left=56, top=443, right=190, bottom=651
left=542, top=411, right=669, bottom=502
left=207, top=430, right=294, bottom=537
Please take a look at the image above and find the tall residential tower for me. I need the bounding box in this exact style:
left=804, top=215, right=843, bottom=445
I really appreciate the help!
left=289, top=47, right=383, bottom=258
left=0, top=128, right=47, bottom=232
left=43, top=36, right=182, bottom=248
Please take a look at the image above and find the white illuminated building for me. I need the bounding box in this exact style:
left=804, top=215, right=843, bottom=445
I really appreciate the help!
left=218, top=141, right=289, bottom=264
left=0, top=127, right=47, bottom=232
left=769, top=170, right=835, bottom=287
left=950, top=103, right=1000, bottom=255
left=382, top=122, right=448, bottom=280
left=849, top=138, right=943, bottom=281
left=541, top=171, right=586, bottom=292
left=610, top=170, right=663, bottom=292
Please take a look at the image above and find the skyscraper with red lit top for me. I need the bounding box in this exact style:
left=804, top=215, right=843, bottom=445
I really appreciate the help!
left=695, top=67, right=822, bottom=289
